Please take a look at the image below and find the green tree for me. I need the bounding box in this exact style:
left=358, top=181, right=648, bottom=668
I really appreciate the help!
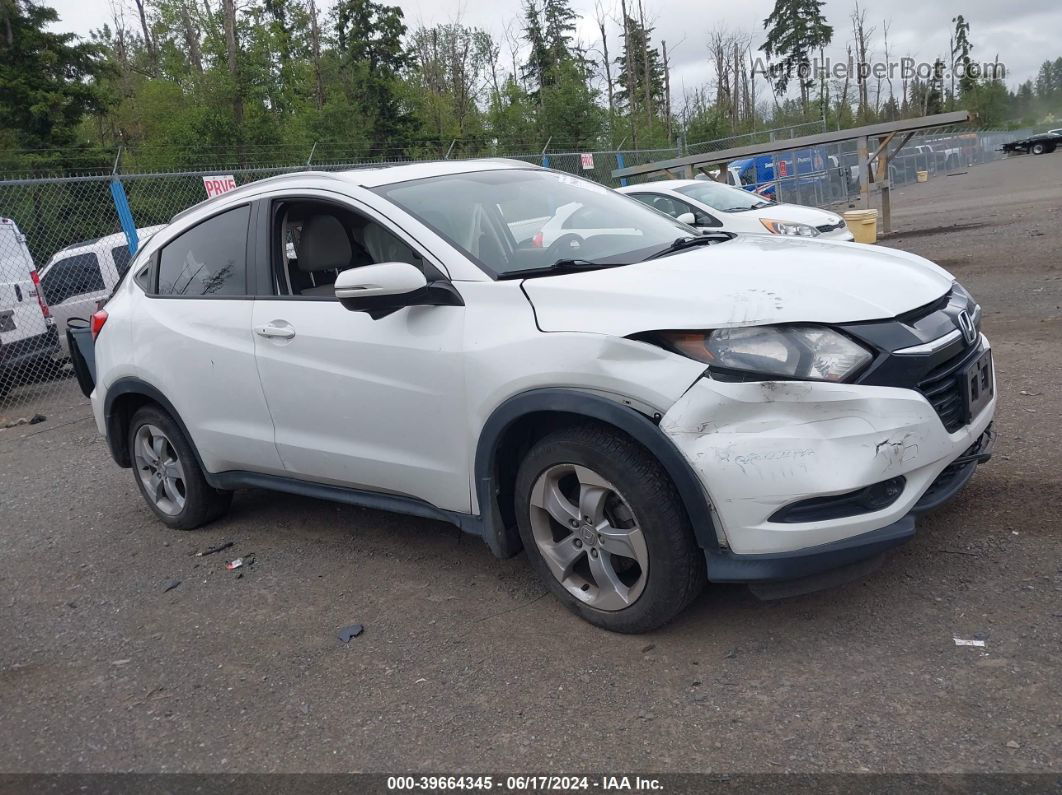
left=952, top=15, right=976, bottom=98
left=613, top=14, right=665, bottom=118
left=966, top=77, right=1008, bottom=126
left=409, top=24, right=494, bottom=141
left=760, top=0, right=833, bottom=114
left=521, top=0, right=581, bottom=96
left=331, top=0, right=414, bottom=150
left=0, top=0, right=106, bottom=157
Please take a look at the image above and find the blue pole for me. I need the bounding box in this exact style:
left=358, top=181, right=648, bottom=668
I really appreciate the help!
left=110, top=177, right=139, bottom=255
left=617, top=152, right=627, bottom=187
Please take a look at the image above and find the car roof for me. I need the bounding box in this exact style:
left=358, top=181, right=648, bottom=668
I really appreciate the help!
left=49, top=226, right=167, bottom=261
left=169, top=159, right=538, bottom=224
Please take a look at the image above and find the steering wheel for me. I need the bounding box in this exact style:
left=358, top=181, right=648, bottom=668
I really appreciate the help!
left=544, top=232, right=585, bottom=260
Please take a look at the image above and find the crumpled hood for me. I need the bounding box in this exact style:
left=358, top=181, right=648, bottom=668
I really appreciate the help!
left=522, top=235, right=954, bottom=335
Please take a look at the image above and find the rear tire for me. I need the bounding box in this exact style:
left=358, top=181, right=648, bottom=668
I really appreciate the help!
left=514, top=424, right=705, bottom=633
left=128, top=405, right=232, bottom=530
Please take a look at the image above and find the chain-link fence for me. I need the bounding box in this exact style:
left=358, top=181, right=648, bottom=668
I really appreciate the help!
left=613, top=127, right=1025, bottom=208
left=0, top=126, right=1025, bottom=420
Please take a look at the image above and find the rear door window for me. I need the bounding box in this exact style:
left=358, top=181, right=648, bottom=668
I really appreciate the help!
left=156, top=206, right=250, bottom=297
left=41, top=252, right=105, bottom=306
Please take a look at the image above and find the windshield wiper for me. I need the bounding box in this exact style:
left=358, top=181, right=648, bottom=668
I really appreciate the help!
left=496, top=259, right=628, bottom=280
left=644, top=233, right=732, bottom=261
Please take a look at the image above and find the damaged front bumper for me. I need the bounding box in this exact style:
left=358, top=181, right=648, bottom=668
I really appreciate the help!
left=659, top=355, right=996, bottom=583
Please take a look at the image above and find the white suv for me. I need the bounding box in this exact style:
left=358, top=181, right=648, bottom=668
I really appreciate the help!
left=86, top=160, right=996, bottom=632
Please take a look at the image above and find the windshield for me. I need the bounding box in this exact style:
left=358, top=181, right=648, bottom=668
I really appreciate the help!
left=374, top=168, right=693, bottom=276
left=676, top=181, right=773, bottom=212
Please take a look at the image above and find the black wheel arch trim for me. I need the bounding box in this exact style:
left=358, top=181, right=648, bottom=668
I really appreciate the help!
left=474, top=388, right=721, bottom=559
left=103, top=377, right=208, bottom=471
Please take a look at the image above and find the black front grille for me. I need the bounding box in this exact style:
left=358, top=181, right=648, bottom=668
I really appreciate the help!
left=917, top=343, right=982, bottom=433
left=816, top=221, right=844, bottom=233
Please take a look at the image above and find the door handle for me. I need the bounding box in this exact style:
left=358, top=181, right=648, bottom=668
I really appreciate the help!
left=254, top=323, right=295, bottom=340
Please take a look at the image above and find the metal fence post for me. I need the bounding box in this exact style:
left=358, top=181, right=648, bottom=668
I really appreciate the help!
left=109, top=179, right=139, bottom=255
left=109, top=148, right=139, bottom=255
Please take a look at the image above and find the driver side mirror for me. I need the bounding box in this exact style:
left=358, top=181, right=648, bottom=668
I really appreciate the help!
left=676, top=211, right=697, bottom=226
left=334, top=262, right=463, bottom=318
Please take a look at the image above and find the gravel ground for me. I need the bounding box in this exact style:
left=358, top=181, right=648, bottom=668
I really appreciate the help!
left=1, top=154, right=1060, bottom=774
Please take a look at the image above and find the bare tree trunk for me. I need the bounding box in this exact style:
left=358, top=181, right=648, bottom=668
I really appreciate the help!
left=486, top=33, right=502, bottom=101
left=732, top=41, right=742, bottom=129
left=949, top=35, right=955, bottom=108
left=133, top=0, right=157, bottom=71
left=881, top=19, right=893, bottom=114
left=620, top=0, right=637, bottom=147
left=308, top=0, right=324, bottom=110
left=222, top=0, right=244, bottom=161
left=662, top=40, right=672, bottom=142
left=708, top=30, right=732, bottom=123
left=838, top=44, right=852, bottom=125
left=637, top=0, right=653, bottom=125
left=595, top=2, right=615, bottom=121
left=180, top=1, right=204, bottom=75
left=747, top=45, right=756, bottom=127
left=3, top=2, right=14, bottom=47
left=850, top=4, right=873, bottom=122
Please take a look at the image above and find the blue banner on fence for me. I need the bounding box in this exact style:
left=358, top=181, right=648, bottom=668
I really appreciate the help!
left=110, top=178, right=139, bottom=255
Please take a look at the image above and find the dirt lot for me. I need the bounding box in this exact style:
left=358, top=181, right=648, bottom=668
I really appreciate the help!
left=1, top=154, right=1060, bottom=774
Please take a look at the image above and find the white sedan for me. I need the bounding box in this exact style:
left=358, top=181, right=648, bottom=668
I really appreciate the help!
left=618, top=179, right=854, bottom=241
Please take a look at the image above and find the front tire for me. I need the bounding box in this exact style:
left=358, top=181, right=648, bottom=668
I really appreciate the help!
left=1031, top=143, right=1046, bottom=155
left=514, top=424, right=705, bottom=633
left=128, top=405, right=232, bottom=530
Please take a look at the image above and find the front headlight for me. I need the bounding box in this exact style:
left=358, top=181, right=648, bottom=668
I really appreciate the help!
left=659, top=325, right=873, bottom=382
left=759, top=218, right=820, bottom=237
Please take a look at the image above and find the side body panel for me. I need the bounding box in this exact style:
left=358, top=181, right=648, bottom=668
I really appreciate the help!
left=251, top=298, right=471, bottom=512
left=131, top=295, right=285, bottom=474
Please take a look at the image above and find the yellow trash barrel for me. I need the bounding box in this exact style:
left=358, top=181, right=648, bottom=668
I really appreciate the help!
left=916, top=170, right=929, bottom=183
left=843, top=209, right=879, bottom=244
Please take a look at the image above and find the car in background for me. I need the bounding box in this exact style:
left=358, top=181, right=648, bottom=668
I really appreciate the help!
left=497, top=180, right=646, bottom=250
left=726, top=147, right=833, bottom=203
left=0, top=217, right=58, bottom=398
left=40, top=226, right=164, bottom=357
left=618, top=179, right=854, bottom=241
left=1001, top=131, right=1061, bottom=156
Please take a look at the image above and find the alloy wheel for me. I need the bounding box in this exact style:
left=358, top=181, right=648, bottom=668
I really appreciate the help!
left=528, top=463, right=649, bottom=611
left=133, top=424, right=187, bottom=516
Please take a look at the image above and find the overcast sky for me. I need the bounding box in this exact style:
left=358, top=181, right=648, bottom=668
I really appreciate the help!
left=49, top=0, right=1058, bottom=102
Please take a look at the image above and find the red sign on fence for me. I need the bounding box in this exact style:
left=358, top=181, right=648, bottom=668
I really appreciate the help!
left=203, top=175, right=237, bottom=198
left=580, top=153, right=595, bottom=170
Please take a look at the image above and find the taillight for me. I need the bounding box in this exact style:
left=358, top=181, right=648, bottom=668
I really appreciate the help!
left=532, top=231, right=544, bottom=248
left=90, top=309, right=108, bottom=341
left=30, top=270, right=50, bottom=319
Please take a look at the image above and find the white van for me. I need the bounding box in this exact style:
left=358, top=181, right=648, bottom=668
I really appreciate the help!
left=0, top=218, right=58, bottom=398
left=40, top=226, right=165, bottom=357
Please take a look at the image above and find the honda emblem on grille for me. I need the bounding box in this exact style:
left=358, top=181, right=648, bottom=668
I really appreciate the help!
left=957, top=310, right=977, bottom=345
